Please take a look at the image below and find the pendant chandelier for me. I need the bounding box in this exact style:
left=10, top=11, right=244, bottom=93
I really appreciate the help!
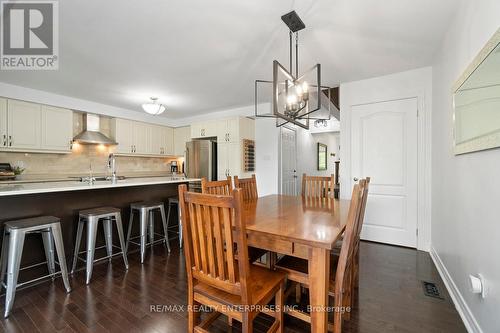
left=255, top=11, right=332, bottom=129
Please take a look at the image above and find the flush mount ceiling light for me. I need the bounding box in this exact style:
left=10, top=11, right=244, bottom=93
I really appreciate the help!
left=142, top=97, right=166, bottom=115
left=255, top=10, right=332, bottom=129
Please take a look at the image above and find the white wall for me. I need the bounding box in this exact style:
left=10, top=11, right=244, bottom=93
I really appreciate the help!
left=254, top=118, right=280, bottom=196
left=340, top=66, right=433, bottom=251
left=296, top=129, right=339, bottom=178
left=430, top=1, right=500, bottom=332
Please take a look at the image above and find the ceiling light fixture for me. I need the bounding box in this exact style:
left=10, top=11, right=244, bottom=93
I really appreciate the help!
left=254, top=11, right=332, bottom=129
left=314, top=119, right=328, bottom=128
left=142, top=97, right=166, bottom=115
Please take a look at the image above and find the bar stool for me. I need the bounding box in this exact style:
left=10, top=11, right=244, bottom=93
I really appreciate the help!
left=71, top=207, right=128, bottom=284
left=0, top=216, right=71, bottom=318
left=166, top=197, right=183, bottom=248
left=126, top=201, right=170, bottom=263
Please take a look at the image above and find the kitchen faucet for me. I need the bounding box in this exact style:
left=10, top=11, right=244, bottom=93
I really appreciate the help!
left=107, top=153, right=117, bottom=183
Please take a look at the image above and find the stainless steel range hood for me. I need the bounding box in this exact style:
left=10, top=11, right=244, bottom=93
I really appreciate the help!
left=73, top=113, right=117, bottom=145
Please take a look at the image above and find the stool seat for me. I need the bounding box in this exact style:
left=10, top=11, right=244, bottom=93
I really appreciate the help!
left=130, top=201, right=164, bottom=210
left=79, top=207, right=120, bottom=217
left=4, top=216, right=59, bottom=230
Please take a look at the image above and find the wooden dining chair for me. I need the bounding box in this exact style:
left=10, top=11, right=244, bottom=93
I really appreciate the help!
left=274, top=180, right=366, bottom=333
left=301, top=173, right=335, bottom=198
left=178, top=185, right=286, bottom=333
left=234, top=174, right=258, bottom=201
left=201, top=176, right=233, bottom=195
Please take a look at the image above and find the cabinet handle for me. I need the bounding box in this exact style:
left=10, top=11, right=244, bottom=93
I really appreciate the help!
left=131, top=145, right=134, bottom=153
left=9, top=136, right=12, bottom=146
left=2, top=134, right=6, bottom=146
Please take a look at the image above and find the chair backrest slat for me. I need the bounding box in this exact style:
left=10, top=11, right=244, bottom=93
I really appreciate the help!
left=301, top=173, right=335, bottom=198
left=179, top=185, right=250, bottom=302
left=201, top=177, right=233, bottom=195
left=234, top=174, right=258, bottom=201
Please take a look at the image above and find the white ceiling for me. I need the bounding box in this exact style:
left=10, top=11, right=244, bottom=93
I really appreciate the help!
left=0, top=0, right=458, bottom=119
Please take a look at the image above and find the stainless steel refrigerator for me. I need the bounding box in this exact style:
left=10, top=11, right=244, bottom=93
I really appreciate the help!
left=185, top=139, right=217, bottom=181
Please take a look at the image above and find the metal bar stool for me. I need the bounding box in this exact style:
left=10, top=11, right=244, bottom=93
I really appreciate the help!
left=166, top=197, right=182, bottom=248
left=0, top=216, right=71, bottom=318
left=71, top=207, right=128, bottom=284
left=126, top=201, right=170, bottom=263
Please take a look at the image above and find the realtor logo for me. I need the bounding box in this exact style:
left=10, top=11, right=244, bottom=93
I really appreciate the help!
left=1, top=0, right=58, bottom=70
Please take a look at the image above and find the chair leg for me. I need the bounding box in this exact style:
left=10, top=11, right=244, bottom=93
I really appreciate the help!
left=125, top=208, right=134, bottom=254
left=139, top=209, right=148, bottom=264
left=71, top=218, right=84, bottom=274
left=177, top=203, right=183, bottom=248
left=50, top=223, right=71, bottom=293
left=4, top=229, right=25, bottom=318
left=85, top=217, right=99, bottom=285
left=0, top=230, right=10, bottom=291
left=159, top=205, right=171, bottom=253
left=343, top=269, right=353, bottom=321
left=148, top=210, right=155, bottom=248
left=242, top=312, right=253, bottom=333
left=187, top=287, right=200, bottom=333
left=354, top=247, right=360, bottom=289
left=295, top=282, right=302, bottom=304
left=114, top=213, right=129, bottom=270
left=41, top=229, right=56, bottom=278
left=276, top=283, right=284, bottom=333
left=103, top=218, right=113, bottom=261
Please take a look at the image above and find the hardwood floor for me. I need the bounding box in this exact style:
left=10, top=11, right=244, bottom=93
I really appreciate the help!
left=0, top=241, right=466, bottom=332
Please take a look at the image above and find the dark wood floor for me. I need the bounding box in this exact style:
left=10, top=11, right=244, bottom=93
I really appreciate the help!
left=0, top=241, right=466, bottom=333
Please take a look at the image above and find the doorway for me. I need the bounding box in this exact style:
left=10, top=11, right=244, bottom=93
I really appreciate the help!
left=279, top=126, right=297, bottom=195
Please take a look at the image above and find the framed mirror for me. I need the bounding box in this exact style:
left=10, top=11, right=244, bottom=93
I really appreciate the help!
left=453, top=28, right=500, bottom=155
left=317, top=143, right=327, bottom=170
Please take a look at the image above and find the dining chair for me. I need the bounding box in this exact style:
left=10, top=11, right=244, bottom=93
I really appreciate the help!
left=201, top=177, right=233, bottom=195
left=233, top=174, right=270, bottom=265
left=178, top=185, right=286, bottom=333
left=301, top=173, right=335, bottom=198
left=234, top=174, right=258, bottom=200
left=274, top=180, right=366, bottom=333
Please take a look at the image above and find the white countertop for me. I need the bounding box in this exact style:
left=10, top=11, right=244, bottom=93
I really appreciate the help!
left=0, top=177, right=200, bottom=197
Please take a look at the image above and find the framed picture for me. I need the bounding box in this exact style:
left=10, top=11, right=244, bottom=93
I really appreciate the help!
left=317, top=143, right=327, bottom=171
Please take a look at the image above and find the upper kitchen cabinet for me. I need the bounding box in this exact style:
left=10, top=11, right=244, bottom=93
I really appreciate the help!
left=174, top=126, right=190, bottom=156
left=111, top=118, right=134, bottom=154
left=191, top=120, right=217, bottom=138
left=7, top=100, right=41, bottom=150
left=216, top=118, right=239, bottom=143
left=0, top=98, right=73, bottom=153
left=0, top=98, right=6, bottom=148
left=41, top=106, right=73, bottom=152
left=111, top=118, right=174, bottom=157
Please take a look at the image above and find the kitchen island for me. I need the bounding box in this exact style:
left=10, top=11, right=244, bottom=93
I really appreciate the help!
left=0, top=177, right=199, bottom=279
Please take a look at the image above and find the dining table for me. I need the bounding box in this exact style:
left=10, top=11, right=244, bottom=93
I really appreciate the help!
left=242, top=194, right=351, bottom=333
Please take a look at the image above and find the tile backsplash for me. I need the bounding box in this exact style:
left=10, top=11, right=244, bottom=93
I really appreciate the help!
left=0, top=145, right=177, bottom=177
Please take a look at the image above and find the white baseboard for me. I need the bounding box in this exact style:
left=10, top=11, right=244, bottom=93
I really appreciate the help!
left=430, top=247, right=482, bottom=333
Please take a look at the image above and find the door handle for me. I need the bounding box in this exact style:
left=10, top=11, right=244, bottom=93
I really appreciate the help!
left=353, top=177, right=359, bottom=181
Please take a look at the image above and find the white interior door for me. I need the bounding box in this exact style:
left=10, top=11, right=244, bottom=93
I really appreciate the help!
left=351, top=98, right=418, bottom=247
left=280, top=127, right=297, bottom=195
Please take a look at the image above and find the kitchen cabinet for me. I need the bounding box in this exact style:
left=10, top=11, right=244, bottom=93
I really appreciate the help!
left=159, top=126, right=174, bottom=155
left=217, top=142, right=240, bottom=180
left=0, top=99, right=73, bottom=153
left=216, top=118, right=239, bottom=143
left=191, top=120, right=216, bottom=138
left=112, top=118, right=134, bottom=154
left=111, top=118, right=174, bottom=157
left=174, top=126, right=190, bottom=156
left=133, top=122, right=150, bottom=154
left=7, top=100, right=41, bottom=150
left=0, top=98, right=6, bottom=148
left=41, top=106, right=73, bottom=151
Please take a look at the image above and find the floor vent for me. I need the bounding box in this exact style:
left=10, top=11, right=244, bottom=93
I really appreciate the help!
left=422, top=281, right=444, bottom=299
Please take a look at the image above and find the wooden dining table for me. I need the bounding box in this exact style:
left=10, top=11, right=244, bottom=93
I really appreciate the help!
left=242, top=194, right=351, bottom=333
